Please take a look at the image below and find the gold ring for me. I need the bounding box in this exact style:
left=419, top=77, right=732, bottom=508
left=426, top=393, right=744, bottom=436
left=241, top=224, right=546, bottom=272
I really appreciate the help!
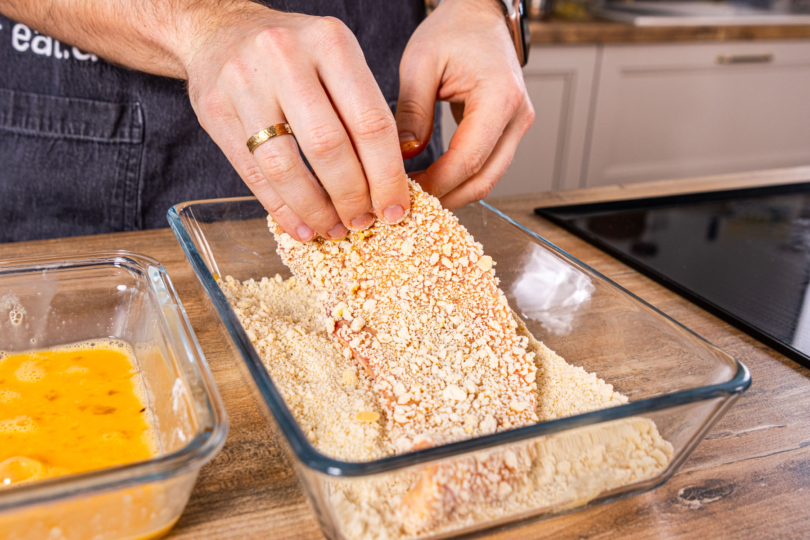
left=247, top=123, right=294, bottom=153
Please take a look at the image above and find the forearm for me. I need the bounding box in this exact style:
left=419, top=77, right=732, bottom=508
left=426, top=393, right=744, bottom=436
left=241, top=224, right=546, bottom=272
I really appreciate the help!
left=0, top=0, right=267, bottom=79
left=0, top=1, right=413, bottom=240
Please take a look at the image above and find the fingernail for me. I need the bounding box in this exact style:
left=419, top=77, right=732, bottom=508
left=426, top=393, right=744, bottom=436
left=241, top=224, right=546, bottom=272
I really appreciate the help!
left=399, top=132, right=421, bottom=159
left=327, top=222, right=348, bottom=239
left=350, top=213, right=374, bottom=230
left=296, top=224, right=315, bottom=242
left=383, top=205, right=405, bottom=224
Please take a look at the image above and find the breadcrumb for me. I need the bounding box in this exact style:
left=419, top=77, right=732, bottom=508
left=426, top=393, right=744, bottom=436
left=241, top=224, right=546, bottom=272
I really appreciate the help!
left=219, top=180, right=673, bottom=538
left=270, top=181, right=540, bottom=531
left=221, top=275, right=672, bottom=540
left=219, top=274, right=389, bottom=461
left=269, top=182, right=538, bottom=452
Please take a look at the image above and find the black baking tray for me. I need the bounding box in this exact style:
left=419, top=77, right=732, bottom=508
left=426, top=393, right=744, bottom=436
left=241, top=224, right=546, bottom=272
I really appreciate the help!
left=535, top=182, right=810, bottom=369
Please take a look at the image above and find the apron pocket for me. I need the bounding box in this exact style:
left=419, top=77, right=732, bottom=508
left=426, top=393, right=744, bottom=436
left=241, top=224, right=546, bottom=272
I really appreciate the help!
left=0, top=88, right=144, bottom=242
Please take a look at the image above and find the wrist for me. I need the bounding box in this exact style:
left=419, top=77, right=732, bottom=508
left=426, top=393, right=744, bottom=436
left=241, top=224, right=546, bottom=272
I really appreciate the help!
left=429, top=0, right=506, bottom=21
left=428, top=0, right=527, bottom=66
left=175, top=1, right=280, bottom=80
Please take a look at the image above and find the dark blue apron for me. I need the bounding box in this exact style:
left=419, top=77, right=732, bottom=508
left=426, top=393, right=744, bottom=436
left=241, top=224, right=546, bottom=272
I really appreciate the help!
left=0, top=1, right=441, bottom=242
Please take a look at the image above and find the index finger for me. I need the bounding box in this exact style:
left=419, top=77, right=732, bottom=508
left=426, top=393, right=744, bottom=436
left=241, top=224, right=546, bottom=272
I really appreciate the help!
left=318, top=45, right=410, bottom=224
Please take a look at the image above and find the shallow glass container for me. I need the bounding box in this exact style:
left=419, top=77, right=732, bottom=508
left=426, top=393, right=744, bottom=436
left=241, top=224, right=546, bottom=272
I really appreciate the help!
left=169, top=198, right=750, bottom=540
left=0, top=252, right=228, bottom=540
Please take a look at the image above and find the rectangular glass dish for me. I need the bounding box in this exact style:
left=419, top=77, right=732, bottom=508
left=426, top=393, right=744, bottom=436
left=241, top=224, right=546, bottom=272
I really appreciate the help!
left=169, top=197, right=750, bottom=540
left=0, top=252, right=228, bottom=540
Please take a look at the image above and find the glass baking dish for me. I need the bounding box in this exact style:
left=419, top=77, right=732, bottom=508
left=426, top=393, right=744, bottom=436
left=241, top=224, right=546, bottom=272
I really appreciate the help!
left=168, top=197, right=750, bottom=540
left=0, top=252, right=228, bottom=540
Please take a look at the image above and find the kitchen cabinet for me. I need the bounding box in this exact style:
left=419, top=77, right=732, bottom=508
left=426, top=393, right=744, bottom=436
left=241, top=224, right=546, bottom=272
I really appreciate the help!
left=585, top=40, right=810, bottom=187
left=439, top=40, right=810, bottom=196
left=440, top=45, right=598, bottom=196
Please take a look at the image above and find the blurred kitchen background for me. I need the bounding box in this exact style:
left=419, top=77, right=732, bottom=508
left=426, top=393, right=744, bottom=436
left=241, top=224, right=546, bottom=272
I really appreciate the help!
left=441, top=0, right=810, bottom=196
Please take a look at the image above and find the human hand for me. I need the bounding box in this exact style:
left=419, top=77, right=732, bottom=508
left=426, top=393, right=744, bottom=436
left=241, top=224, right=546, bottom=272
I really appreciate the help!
left=185, top=5, right=409, bottom=241
left=395, top=0, right=535, bottom=209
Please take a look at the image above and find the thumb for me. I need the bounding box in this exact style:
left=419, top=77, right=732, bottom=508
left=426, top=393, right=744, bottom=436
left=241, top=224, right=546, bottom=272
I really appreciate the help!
left=396, top=55, right=440, bottom=161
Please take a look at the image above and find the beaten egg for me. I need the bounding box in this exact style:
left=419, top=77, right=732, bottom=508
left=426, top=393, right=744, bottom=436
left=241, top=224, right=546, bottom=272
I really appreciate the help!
left=0, top=340, right=156, bottom=487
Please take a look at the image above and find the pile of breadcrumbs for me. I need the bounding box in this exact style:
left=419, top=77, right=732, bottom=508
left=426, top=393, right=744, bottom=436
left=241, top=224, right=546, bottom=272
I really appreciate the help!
left=220, top=274, right=673, bottom=539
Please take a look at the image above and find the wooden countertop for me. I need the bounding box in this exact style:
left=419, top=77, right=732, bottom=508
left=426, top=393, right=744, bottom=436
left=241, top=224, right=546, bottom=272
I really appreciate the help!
left=530, top=18, right=810, bottom=44
left=3, top=166, right=810, bottom=539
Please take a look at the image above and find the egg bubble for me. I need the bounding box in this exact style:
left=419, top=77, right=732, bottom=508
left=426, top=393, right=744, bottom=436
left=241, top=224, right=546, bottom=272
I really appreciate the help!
left=14, top=360, right=45, bottom=383
left=0, top=389, right=21, bottom=403
left=8, top=309, right=23, bottom=326
left=64, top=365, right=89, bottom=374
left=0, top=456, right=45, bottom=485
left=0, top=416, right=38, bottom=434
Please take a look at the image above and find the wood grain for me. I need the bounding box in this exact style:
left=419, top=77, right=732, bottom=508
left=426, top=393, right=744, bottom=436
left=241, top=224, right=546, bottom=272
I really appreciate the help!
left=2, top=166, right=809, bottom=539
left=530, top=18, right=810, bottom=45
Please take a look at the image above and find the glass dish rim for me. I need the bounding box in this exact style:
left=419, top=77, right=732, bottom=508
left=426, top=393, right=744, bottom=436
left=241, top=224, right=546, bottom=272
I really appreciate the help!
left=0, top=250, right=229, bottom=511
left=168, top=197, right=751, bottom=478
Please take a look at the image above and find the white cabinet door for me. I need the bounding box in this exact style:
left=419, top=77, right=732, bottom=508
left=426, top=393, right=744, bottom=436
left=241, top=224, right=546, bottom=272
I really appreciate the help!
left=585, top=40, right=810, bottom=187
left=440, top=45, right=598, bottom=197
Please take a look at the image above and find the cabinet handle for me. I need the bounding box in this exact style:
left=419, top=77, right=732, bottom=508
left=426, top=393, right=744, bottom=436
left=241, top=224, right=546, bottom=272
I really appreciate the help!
left=716, top=53, right=773, bottom=64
